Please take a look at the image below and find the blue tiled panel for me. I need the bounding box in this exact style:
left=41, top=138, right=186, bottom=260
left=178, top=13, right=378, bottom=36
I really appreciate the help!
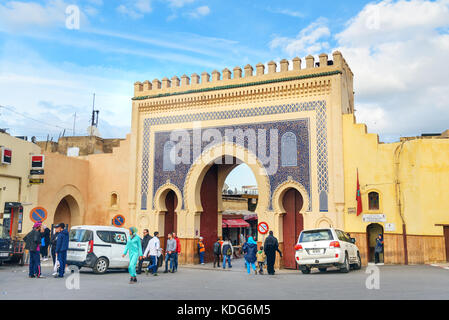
left=152, top=119, right=311, bottom=210
left=140, top=101, right=328, bottom=211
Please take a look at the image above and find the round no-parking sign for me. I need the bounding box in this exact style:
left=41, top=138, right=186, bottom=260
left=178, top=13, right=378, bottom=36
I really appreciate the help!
left=30, top=207, right=47, bottom=223
left=258, top=222, right=269, bottom=235
left=112, top=214, right=125, bottom=227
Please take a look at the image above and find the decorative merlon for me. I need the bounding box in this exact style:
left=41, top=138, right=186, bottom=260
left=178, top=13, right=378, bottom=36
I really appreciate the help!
left=133, top=51, right=352, bottom=98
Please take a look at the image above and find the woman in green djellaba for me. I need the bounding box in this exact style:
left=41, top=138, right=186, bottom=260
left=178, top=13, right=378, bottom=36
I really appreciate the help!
left=122, top=227, right=143, bottom=284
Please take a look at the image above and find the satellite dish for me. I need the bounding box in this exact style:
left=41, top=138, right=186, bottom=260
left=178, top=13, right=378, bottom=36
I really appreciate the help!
left=87, top=126, right=101, bottom=137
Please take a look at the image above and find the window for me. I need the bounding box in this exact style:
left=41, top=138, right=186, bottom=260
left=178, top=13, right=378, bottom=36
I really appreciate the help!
left=111, top=232, right=127, bottom=245
left=69, top=229, right=93, bottom=242
left=111, top=193, right=118, bottom=207
left=368, top=192, right=380, bottom=210
left=299, top=229, right=334, bottom=242
left=336, top=230, right=351, bottom=243
left=97, top=231, right=111, bottom=243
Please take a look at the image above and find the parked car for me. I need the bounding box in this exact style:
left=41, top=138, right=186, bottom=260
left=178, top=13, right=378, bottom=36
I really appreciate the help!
left=295, top=228, right=362, bottom=274
left=67, top=225, right=130, bottom=274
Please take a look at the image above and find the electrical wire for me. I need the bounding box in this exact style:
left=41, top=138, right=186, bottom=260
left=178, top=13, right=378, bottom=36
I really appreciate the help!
left=0, top=104, right=73, bottom=132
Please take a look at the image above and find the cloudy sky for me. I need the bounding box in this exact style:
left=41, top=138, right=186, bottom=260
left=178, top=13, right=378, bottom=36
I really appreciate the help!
left=1, top=0, right=448, bottom=187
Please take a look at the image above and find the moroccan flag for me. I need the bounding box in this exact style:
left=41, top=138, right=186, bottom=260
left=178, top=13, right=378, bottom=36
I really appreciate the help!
left=356, top=169, right=362, bottom=216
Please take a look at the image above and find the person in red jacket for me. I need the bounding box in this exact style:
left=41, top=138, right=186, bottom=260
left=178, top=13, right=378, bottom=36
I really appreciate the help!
left=173, top=232, right=181, bottom=273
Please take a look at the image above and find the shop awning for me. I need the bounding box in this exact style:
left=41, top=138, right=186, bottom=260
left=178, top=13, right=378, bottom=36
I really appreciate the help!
left=222, top=219, right=250, bottom=228
left=243, top=214, right=258, bottom=221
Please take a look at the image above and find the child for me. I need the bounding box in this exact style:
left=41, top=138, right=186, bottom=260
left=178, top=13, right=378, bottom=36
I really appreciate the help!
left=256, top=246, right=266, bottom=275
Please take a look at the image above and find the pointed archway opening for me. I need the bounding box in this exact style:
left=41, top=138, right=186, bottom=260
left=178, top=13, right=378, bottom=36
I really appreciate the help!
left=53, top=195, right=79, bottom=229
left=199, top=157, right=260, bottom=263
left=163, top=190, right=178, bottom=248
left=282, top=188, right=304, bottom=269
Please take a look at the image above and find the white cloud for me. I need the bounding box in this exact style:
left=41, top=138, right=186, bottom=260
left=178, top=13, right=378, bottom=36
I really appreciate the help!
left=166, top=0, right=196, bottom=8
left=0, top=0, right=68, bottom=31
left=0, top=0, right=93, bottom=32
left=0, top=42, right=134, bottom=139
left=187, top=5, right=210, bottom=19
left=270, top=18, right=330, bottom=57
left=116, top=0, right=152, bottom=19
left=268, top=7, right=305, bottom=18
left=272, top=0, right=449, bottom=141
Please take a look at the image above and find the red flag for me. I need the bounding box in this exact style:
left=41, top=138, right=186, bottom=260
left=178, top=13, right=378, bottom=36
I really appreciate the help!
left=356, top=169, right=363, bottom=216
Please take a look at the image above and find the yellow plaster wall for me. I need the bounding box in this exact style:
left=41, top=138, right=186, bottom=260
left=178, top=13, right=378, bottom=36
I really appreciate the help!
left=0, top=133, right=40, bottom=237
left=343, top=114, right=449, bottom=237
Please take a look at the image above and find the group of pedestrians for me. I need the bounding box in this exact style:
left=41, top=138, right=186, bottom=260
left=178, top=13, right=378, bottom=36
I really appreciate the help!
left=124, top=228, right=182, bottom=284
left=24, top=222, right=69, bottom=279
left=210, top=231, right=282, bottom=275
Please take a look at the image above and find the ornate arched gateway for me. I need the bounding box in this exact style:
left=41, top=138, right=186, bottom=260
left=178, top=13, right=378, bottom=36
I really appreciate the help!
left=129, top=52, right=354, bottom=267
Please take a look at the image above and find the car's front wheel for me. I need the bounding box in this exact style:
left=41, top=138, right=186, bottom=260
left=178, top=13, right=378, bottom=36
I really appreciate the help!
left=93, top=257, right=109, bottom=274
left=340, top=253, right=350, bottom=273
left=301, top=266, right=311, bottom=274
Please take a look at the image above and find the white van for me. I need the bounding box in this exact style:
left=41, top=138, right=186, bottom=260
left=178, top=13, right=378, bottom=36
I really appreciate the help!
left=67, top=225, right=131, bottom=274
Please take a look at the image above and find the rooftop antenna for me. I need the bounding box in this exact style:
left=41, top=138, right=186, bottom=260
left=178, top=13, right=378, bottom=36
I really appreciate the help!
left=73, top=112, right=76, bottom=136
left=90, top=93, right=100, bottom=136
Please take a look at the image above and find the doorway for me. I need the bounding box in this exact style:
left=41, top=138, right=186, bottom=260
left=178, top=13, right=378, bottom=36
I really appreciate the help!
left=282, top=188, right=304, bottom=269
left=367, top=223, right=384, bottom=263
left=53, top=195, right=80, bottom=229
left=200, top=164, right=219, bottom=263
left=164, top=190, right=178, bottom=243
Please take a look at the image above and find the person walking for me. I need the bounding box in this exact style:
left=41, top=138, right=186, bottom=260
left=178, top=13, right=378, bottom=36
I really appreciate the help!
left=173, top=232, right=181, bottom=273
left=54, top=223, right=69, bottom=278
left=24, top=222, right=44, bottom=278
left=122, top=227, right=143, bottom=284
left=164, top=233, right=177, bottom=273
left=256, top=246, right=266, bottom=275
left=50, top=229, right=60, bottom=276
left=137, top=229, right=152, bottom=275
left=198, top=237, right=205, bottom=265
left=221, top=238, right=233, bottom=269
left=213, top=238, right=222, bottom=268
left=144, top=231, right=161, bottom=276
left=242, top=236, right=258, bottom=275
left=40, top=225, right=50, bottom=261
left=264, top=231, right=282, bottom=275
left=374, top=234, right=384, bottom=264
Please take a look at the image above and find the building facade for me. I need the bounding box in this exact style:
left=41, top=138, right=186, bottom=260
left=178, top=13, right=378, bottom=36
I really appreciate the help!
left=9, top=51, right=449, bottom=268
left=0, top=133, right=41, bottom=238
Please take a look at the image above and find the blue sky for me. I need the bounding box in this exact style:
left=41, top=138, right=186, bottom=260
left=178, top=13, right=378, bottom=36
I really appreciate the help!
left=1, top=0, right=449, bottom=188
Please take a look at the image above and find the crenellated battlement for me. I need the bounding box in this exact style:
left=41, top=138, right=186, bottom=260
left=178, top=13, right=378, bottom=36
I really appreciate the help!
left=133, top=51, right=353, bottom=100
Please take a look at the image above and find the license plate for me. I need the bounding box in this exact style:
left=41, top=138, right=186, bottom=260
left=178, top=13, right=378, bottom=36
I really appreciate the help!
left=0, top=252, right=9, bottom=257
left=310, top=249, right=323, bottom=255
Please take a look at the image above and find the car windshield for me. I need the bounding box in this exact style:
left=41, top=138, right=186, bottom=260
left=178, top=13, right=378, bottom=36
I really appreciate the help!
left=299, top=229, right=334, bottom=243
left=0, top=223, right=10, bottom=240
left=69, top=229, right=93, bottom=242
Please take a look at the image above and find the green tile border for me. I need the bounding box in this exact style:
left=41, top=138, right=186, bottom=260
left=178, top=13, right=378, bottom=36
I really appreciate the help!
left=133, top=70, right=341, bottom=101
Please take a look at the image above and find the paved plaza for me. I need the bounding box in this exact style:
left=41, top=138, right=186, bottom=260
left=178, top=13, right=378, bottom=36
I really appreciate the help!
left=1, top=258, right=449, bottom=300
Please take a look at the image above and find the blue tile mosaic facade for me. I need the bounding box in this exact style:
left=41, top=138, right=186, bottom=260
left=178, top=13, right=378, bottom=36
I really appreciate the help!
left=140, top=101, right=328, bottom=211
left=152, top=119, right=310, bottom=210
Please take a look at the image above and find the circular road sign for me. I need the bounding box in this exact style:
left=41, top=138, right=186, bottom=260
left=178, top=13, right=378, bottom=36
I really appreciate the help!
left=30, top=207, right=48, bottom=223
left=258, top=222, right=269, bottom=235
left=112, top=214, right=125, bottom=227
